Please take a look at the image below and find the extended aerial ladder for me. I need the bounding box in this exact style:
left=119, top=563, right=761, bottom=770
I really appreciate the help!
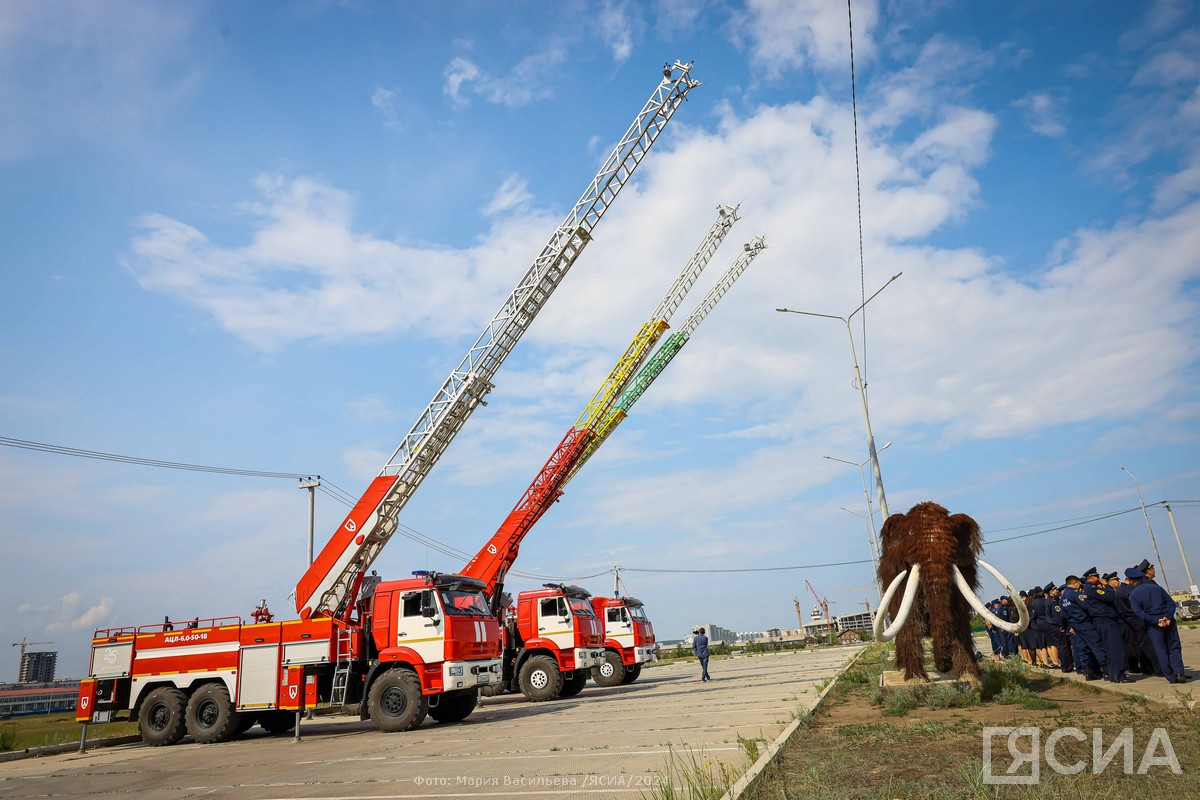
left=568, top=236, right=768, bottom=479
left=295, top=61, right=702, bottom=623
left=462, top=204, right=742, bottom=610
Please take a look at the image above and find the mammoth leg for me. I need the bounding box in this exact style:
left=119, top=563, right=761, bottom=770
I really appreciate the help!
left=894, top=603, right=929, bottom=681
left=927, top=569, right=982, bottom=680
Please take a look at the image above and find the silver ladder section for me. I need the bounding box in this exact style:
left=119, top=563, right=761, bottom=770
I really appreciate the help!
left=304, top=61, right=701, bottom=620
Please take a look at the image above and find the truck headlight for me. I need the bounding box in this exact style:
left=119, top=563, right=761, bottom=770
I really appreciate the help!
left=449, top=666, right=464, bottom=676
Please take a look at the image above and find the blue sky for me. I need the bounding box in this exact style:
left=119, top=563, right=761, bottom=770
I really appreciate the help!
left=2, top=0, right=1199, bottom=680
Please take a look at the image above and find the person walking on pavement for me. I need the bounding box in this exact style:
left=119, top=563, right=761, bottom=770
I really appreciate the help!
left=1128, top=569, right=1190, bottom=684
left=692, top=626, right=711, bottom=682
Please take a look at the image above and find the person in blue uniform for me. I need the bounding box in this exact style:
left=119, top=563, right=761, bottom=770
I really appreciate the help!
left=1061, top=575, right=1104, bottom=680
left=1027, top=587, right=1048, bottom=667
left=1128, top=568, right=1189, bottom=683
left=1082, top=566, right=1127, bottom=682
left=1016, top=590, right=1035, bottom=665
left=998, top=596, right=1018, bottom=657
left=1115, top=568, right=1153, bottom=675
left=1043, top=583, right=1064, bottom=670
left=984, top=599, right=1003, bottom=660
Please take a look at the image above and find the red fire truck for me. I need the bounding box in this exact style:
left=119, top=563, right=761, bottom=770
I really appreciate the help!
left=590, top=594, right=657, bottom=687
left=74, top=62, right=699, bottom=745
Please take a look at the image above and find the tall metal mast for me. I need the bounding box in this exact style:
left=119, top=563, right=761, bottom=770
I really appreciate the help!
left=295, top=61, right=701, bottom=621
left=461, top=206, right=741, bottom=608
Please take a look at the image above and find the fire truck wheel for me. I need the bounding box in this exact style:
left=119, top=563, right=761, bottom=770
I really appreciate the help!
left=257, top=710, right=296, bottom=734
left=428, top=688, right=478, bottom=723
left=138, top=687, right=187, bottom=746
left=621, top=663, right=642, bottom=684
left=368, top=669, right=428, bottom=732
left=480, top=682, right=508, bottom=697
left=518, top=655, right=563, bottom=702
left=185, top=683, right=242, bottom=744
left=559, top=670, right=587, bottom=697
left=234, top=714, right=258, bottom=735
left=591, top=651, right=626, bottom=687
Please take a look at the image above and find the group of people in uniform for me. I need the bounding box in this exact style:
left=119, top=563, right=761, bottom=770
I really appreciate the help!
left=983, top=558, right=1190, bottom=685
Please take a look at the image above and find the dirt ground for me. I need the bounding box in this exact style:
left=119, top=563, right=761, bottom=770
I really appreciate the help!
left=743, top=647, right=1200, bottom=800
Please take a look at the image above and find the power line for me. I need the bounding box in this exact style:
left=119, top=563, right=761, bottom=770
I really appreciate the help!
left=0, top=436, right=311, bottom=480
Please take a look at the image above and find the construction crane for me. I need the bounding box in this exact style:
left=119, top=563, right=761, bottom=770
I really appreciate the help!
left=462, top=204, right=742, bottom=611
left=806, top=580, right=835, bottom=641
left=294, top=60, right=702, bottom=623
left=11, top=639, right=54, bottom=682
left=793, top=597, right=804, bottom=631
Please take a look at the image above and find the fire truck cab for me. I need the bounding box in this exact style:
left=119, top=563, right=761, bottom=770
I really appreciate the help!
left=493, top=584, right=605, bottom=701
left=590, top=595, right=657, bottom=686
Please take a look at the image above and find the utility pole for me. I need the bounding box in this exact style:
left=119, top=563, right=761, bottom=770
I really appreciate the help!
left=298, top=477, right=320, bottom=565
left=1122, top=467, right=1170, bottom=592
left=1162, top=502, right=1197, bottom=597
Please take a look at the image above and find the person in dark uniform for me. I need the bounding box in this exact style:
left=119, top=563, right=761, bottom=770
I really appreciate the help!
left=1028, top=587, right=1048, bottom=667
left=1137, top=559, right=1158, bottom=584
left=1123, top=566, right=1162, bottom=675
left=1115, top=568, right=1153, bottom=675
left=1082, top=566, right=1127, bottom=682
left=984, top=599, right=1003, bottom=660
left=1129, top=568, right=1189, bottom=683
left=1016, top=590, right=1034, bottom=665
left=998, top=596, right=1018, bottom=657
left=1043, top=583, right=1065, bottom=670
left=1062, top=575, right=1105, bottom=680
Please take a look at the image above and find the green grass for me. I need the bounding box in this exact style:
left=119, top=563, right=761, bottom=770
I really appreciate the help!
left=0, top=712, right=139, bottom=751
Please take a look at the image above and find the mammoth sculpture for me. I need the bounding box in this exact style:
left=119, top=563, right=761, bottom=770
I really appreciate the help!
left=873, top=502, right=1028, bottom=682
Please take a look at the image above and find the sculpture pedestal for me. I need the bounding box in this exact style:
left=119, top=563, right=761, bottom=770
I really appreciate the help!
left=879, top=669, right=976, bottom=696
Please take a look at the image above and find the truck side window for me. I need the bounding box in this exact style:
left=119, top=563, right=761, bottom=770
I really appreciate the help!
left=607, top=608, right=622, bottom=623
left=540, top=598, right=559, bottom=617
left=402, top=593, right=422, bottom=617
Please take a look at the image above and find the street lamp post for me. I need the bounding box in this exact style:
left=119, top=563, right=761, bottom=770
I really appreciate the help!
left=779, top=272, right=901, bottom=520
left=840, top=507, right=881, bottom=600
left=1121, top=467, right=1169, bottom=593
left=826, top=441, right=893, bottom=562
left=298, top=477, right=321, bottom=565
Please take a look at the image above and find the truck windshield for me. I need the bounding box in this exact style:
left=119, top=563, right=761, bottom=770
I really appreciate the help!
left=569, top=598, right=596, bottom=617
left=439, top=588, right=491, bottom=617
left=628, top=605, right=648, bottom=621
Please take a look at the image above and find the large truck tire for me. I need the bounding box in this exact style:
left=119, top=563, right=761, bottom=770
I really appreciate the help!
left=258, top=710, right=296, bottom=734
left=621, top=663, right=642, bottom=684
left=235, top=714, right=259, bottom=735
left=480, top=682, right=508, bottom=697
left=185, top=683, right=242, bottom=744
left=138, top=686, right=188, bottom=746
left=591, top=651, right=626, bottom=687
left=559, top=670, right=587, bottom=698
left=368, top=669, right=429, bottom=732
left=428, top=688, right=479, bottom=723
left=518, top=655, right=563, bottom=702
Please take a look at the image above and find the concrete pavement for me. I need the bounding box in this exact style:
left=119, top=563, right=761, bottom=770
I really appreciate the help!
left=0, top=646, right=863, bottom=799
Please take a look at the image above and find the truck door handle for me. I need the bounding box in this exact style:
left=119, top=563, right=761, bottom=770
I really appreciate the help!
left=539, top=627, right=547, bottom=631
left=398, top=633, right=407, bottom=637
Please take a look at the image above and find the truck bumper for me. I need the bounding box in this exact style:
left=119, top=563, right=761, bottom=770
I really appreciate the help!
left=443, top=658, right=503, bottom=692
left=573, top=648, right=605, bottom=670
left=633, top=645, right=658, bottom=665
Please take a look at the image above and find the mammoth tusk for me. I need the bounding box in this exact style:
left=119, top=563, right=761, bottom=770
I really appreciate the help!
left=952, top=560, right=1029, bottom=634
left=872, top=563, right=921, bottom=642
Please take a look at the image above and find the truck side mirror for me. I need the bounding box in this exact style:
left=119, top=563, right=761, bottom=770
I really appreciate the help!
left=422, top=605, right=439, bottom=619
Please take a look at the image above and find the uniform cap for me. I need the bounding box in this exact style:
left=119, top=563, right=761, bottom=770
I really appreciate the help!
left=1082, top=566, right=1099, bottom=577
left=1018, top=590, right=1027, bottom=597
left=1057, top=584, right=1067, bottom=591
left=1102, top=571, right=1117, bottom=580
left=1031, top=586, right=1042, bottom=594
left=1125, top=567, right=1145, bottom=580
left=1136, top=559, right=1153, bottom=572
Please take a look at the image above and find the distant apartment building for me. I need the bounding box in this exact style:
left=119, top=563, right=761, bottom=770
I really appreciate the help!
left=692, top=623, right=736, bottom=644
left=835, top=610, right=876, bottom=634
left=18, top=651, right=57, bottom=684
left=0, top=681, right=80, bottom=717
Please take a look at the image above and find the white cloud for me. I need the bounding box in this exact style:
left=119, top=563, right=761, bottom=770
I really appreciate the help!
left=482, top=175, right=533, bottom=216
left=47, top=596, right=113, bottom=632
left=1013, top=91, right=1068, bottom=137
left=371, top=86, right=404, bottom=131
left=739, top=0, right=879, bottom=78
left=443, top=48, right=567, bottom=108
left=123, top=173, right=560, bottom=351
left=598, top=0, right=641, bottom=63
